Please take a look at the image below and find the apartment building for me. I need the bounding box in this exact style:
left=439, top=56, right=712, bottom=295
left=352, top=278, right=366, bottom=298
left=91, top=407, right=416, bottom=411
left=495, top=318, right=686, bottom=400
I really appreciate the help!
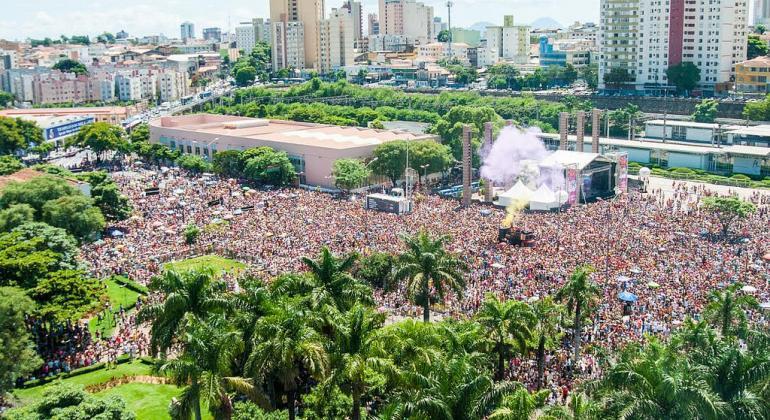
left=236, top=18, right=272, bottom=54
left=379, top=0, right=434, bottom=45
left=417, top=42, right=470, bottom=65
left=735, top=56, right=770, bottom=93
left=32, top=71, right=91, bottom=104
left=599, top=0, right=748, bottom=95
left=318, top=8, right=356, bottom=73
left=484, top=15, right=532, bottom=65
left=181, top=22, right=195, bottom=42
left=270, top=0, right=325, bottom=69
left=368, top=14, right=380, bottom=36
left=272, top=21, right=306, bottom=71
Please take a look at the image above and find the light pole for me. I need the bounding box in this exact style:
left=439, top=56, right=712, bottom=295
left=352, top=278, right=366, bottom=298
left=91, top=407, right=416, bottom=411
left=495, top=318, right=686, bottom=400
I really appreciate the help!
left=420, top=164, right=429, bottom=190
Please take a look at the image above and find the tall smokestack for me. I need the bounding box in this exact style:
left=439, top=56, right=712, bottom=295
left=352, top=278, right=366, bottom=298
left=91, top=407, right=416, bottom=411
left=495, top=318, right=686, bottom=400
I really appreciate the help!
left=559, top=112, right=569, bottom=150
left=576, top=111, right=585, bottom=153
left=462, top=125, right=472, bottom=207
left=483, top=122, right=494, bottom=202
left=591, top=108, right=600, bottom=153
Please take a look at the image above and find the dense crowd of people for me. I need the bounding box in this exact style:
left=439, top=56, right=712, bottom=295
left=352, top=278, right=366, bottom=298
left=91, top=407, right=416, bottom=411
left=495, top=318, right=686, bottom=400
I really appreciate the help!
left=75, top=167, right=770, bottom=392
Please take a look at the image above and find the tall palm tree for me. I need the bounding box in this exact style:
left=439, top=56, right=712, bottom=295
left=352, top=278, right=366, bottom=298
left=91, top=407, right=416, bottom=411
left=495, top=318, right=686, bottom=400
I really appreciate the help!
left=541, top=392, right=600, bottom=420
left=137, top=268, right=230, bottom=355
left=162, top=316, right=266, bottom=420
left=487, top=384, right=550, bottom=420
left=703, top=283, right=758, bottom=338
left=248, top=297, right=329, bottom=420
left=378, top=318, right=446, bottom=370
left=476, top=293, right=535, bottom=381
left=331, top=305, right=394, bottom=420
left=394, top=230, right=467, bottom=322
left=598, top=339, right=727, bottom=420
left=230, top=277, right=272, bottom=371
left=555, top=265, right=599, bottom=366
left=530, top=297, right=564, bottom=390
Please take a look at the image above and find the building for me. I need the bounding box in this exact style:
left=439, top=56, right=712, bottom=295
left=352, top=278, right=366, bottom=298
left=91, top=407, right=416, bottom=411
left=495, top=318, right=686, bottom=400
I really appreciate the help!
left=735, top=56, right=770, bottom=93
left=433, top=17, right=448, bottom=40
left=149, top=114, right=435, bottom=187
left=318, top=8, right=356, bottom=73
left=417, top=42, right=470, bottom=65
left=342, top=1, right=363, bottom=41
left=270, top=0, right=325, bottom=69
left=115, top=74, right=143, bottom=101
left=538, top=37, right=594, bottom=67
left=31, top=71, right=91, bottom=104
left=272, top=21, right=306, bottom=71
left=484, top=15, right=531, bottom=66
left=599, top=0, right=748, bottom=95
left=755, top=0, right=770, bottom=25
left=116, top=30, right=129, bottom=40
left=13, top=114, right=95, bottom=147
left=451, top=28, right=481, bottom=48
left=202, top=27, right=222, bottom=42
left=180, top=21, right=195, bottom=42
left=368, top=34, right=412, bottom=52
left=379, top=0, right=434, bottom=44
left=0, top=105, right=146, bottom=126
left=368, top=13, right=380, bottom=36
left=566, top=21, right=599, bottom=45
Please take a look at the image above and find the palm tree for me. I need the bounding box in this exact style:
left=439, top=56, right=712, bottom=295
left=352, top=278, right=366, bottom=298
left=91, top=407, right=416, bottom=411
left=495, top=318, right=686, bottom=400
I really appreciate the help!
left=555, top=265, right=599, bottom=365
left=707, top=342, right=770, bottom=420
left=703, top=283, right=758, bottom=338
left=476, top=293, right=535, bottom=381
left=248, top=298, right=329, bottom=420
left=541, top=392, right=599, bottom=420
left=488, top=384, right=550, bottom=420
left=331, top=305, right=394, bottom=420
left=530, top=297, right=564, bottom=390
left=378, top=318, right=446, bottom=370
left=137, top=268, right=230, bottom=355
left=231, top=276, right=272, bottom=371
left=598, top=339, right=727, bottom=420
left=394, top=230, right=467, bottom=322
left=162, top=316, right=267, bottom=420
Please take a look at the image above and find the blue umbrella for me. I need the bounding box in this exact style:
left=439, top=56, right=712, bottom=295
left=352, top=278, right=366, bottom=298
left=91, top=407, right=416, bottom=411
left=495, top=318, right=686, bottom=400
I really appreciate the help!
left=618, top=291, right=638, bottom=302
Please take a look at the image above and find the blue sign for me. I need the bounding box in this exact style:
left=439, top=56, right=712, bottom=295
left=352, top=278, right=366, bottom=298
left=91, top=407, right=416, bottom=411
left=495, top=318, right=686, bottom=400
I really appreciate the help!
left=44, top=117, right=95, bottom=141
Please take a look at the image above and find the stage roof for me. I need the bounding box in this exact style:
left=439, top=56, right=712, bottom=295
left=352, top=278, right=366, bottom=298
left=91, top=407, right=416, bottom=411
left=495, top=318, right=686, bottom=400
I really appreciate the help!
left=539, top=151, right=604, bottom=170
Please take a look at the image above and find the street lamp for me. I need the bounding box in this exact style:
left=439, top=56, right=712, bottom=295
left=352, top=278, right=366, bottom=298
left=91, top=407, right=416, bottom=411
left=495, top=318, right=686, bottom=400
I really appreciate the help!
left=420, top=164, right=429, bottom=189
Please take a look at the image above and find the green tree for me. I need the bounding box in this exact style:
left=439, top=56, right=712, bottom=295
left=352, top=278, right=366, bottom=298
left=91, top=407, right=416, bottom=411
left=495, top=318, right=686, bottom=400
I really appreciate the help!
left=128, top=123, right=149, bottom=143
left=0, top=155, right=24, bottom=175
left=184, top=223, right=200, bottom=245
left=355, top=252, right=395, bottom=290
left=52, top=58, right=88, bottom=75
left=41, top=194, right=105, bottom=241
left=242, top=147, right=296, bottom=185
left=581, top=65, right=599, bottom=90
left=0, top=116, right=30, bottom=154
left=701, top=196, right=756, bottom=237
left=370, top=141, right=408, bottom=186
left=70, top=122, right=128, bottom=162
left=177, top=154, right=212, bottom=173
left=19, top=382, right=135, bottom=420
left=0, top=203, right=35, bottom=232
left=666, top=62, right=701, bottom=94
left=489, top=385, right=550, bottom=420
left=408, top=140, right=454, bottom=182
left=747, top=34, right=769, bottom=59
left=0, top=175, right=78, bottom=215
left=235, top=66, right=258, bottom=87
left=91, top=182, right=132, bottom=221
left=0, top=91, right=14, bottom=108
left=212, top=150, right=245, bottom=178
left=692, top=99, right=719, bottom=123
left=602, top=67, right=634, bottom=90
left=0, top=287, right=42, bottom=397
left=555, top=264, right=598, bottom=365
left=477, top=294, right=535, bottom=381
left=137, top=268, right=230, bottom=355
left=530, top=296, right=563, bottom=390
left=30, top=269, right=103, bottom=321
left=437, top=29, right=451, bottom=43
left=332, top=159, right=371, bottom=193
left=96, top=32, right=115, bottom=44
left=13, top=221, right=79, bottom=265
left=756, top=24, right=767, bottom=35
left=703, top=283, right=758, bottom=338
left=394, top=230, right=467, bottom=322
left=562, top=64, right=579, bottom=86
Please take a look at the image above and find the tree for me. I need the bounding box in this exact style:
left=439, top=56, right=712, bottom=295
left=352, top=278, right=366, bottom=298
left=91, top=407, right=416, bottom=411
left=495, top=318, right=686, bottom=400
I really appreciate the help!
left=235, top=66, right=258, bottom=87
left=743, top=95, right=770, bottom=121
left=692, top=99, right=719, bottom=123
left=530, top=296, right=563, bottom=390
left=91, top=182, right=132, bottom=221
left=701, top=196, right=756, bottom=237
left=437, top=29, right=451, bottom=43
left=137, top=268, right=230, bottom=355
left=52, top=58, right=88, bottom=75
left=488, top=385, right=550, bottom=420
left=177, top=154, right=212, bottom=173
left=242, top=147, right=296, bottom=185
left=0, top=175, right=78, bottom=215
left=213, top=150, right=245, bottom=178
left=96, top=32, right=115, bottom=44
left=666, top=62, right=700, bottom=95
left=477, top=294, right=535, bottom=381
left=581, top=64, right=599, bottom=90
left=555, top=264, right=598, bottom=366
left=0, top=116, right=30, bottom=154
left=248, top=298, right=329, bottom=420
left=756, top=24, right=767, bottom=35
left=0, top=91, right=14, bottom=108
left=20, top=383, right=135, bottom=419
left=30, top=269, right=103, bottom=321
left=128, top=123, right=149, bottom=143
left=184, top=223, right=200, bottom=245
left=332, top=159, right=371, bottom=193
left=408, top=140, right=454, bottom=182
left=71, top=122, right=128, bottom=162
left=0, top=287, right=42, bottom=397
left=13, top=221, right=79, bottom=265
left=602, top=67, right=634, bottom=89
left=562, top=64, right=579, bottom=86
left=394, top=230, right=467, bottom=322
left=41, top=194, right=105, bottom=241
left=747, top=34, right=769, bottom=60
left=355, top=252, right=395, bottom=290
left=0, top=203, right=35, bottom=232
left=703, top=283, right=758, bottom=338
left=370, top=141, right=408, bottom=186
left=0, top=155, right=23, bottom=176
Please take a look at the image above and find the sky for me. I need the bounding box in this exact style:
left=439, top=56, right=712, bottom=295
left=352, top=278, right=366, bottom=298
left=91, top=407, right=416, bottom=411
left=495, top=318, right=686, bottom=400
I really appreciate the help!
left=0, top=0, right=601, bottom=41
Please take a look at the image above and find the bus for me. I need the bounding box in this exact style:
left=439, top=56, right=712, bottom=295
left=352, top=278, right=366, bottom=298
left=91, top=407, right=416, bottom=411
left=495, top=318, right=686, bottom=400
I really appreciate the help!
left=181, top=95, right=195, bottom=105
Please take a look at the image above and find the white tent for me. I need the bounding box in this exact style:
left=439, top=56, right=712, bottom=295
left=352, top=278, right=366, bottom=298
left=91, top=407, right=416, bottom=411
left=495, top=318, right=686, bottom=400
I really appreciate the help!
left=529, top=184, right=559, bottom=211
left=497, top=180, right=533, bottom=207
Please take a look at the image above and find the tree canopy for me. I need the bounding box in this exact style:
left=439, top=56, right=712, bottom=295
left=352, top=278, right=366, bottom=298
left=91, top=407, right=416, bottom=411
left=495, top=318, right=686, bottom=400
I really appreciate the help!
left=666, top=62, right=700, bottom=94
left=332, top=159, right=371, bottom=193
left=52, top=58, right=88, bottom=75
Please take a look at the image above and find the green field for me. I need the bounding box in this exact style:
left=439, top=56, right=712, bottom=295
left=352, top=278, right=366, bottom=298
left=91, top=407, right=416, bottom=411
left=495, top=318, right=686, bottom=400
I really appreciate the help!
left=89, top=277, right=142, bottom=337
left=165, top=254, right=246, bottom=275
left=95, top=382, right=182, bottom=419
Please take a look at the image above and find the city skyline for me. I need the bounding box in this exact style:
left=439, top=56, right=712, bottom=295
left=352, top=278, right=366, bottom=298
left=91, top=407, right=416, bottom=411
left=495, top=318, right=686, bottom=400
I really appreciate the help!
left=0, top=0, right=603, bottom=40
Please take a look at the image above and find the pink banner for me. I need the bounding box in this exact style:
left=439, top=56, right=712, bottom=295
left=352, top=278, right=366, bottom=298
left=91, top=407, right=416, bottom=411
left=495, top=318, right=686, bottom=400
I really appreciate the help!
left=618, top=153, right=628, bottom=193
left=567, top=167, right=578, bottom=206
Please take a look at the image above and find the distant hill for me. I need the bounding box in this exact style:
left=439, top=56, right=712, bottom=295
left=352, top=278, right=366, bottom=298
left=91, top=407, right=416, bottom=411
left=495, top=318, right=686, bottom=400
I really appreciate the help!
left=530, top=17, right=563, bottom=29
left=469, top=21, right=495, bottom=35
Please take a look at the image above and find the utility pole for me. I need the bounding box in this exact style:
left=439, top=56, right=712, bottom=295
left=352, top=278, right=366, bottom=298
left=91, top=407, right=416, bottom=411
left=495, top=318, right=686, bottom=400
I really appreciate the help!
left=446, top=1, right=453, bottom=60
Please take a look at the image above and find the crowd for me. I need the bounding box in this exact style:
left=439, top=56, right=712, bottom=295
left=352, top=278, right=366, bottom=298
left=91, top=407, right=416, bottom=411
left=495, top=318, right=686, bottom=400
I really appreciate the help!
left=75, top=167, right=770, bottom=393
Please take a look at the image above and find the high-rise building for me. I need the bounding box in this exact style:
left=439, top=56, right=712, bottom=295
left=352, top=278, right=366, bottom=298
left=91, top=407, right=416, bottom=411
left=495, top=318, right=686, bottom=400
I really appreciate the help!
left=598, top=0, right=748, bottom=94
left=484, top=15, right=531, bottom=65
left=237, top=18, right=272, bottom=54
left=368, top=13, right=380, bottom=36
left=341, top=1, right=363, bottom=41
left=755, top=0, right=770, bottom=25
left=318, top=7, right=356, bottom=73
left=271, top=21, right=306, bottom=71
left=379, top=0, right=434, bottom=44
left=180, top=21, right=195, bottom=42
left=203, top=27, right=222, bottom=42
left=270, top=0, right=324, bottom=69
left=433, top=17, right=448, bottom=41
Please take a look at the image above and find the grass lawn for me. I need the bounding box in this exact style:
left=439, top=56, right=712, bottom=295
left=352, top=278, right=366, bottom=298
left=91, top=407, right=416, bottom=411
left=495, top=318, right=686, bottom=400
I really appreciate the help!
left=165, top=254, right=246, bottom=276
left=95, top=383, right=181, bottom=419
left=12, top=361, right=152, bottom=405
left=88, top=277, right=142, bottom=337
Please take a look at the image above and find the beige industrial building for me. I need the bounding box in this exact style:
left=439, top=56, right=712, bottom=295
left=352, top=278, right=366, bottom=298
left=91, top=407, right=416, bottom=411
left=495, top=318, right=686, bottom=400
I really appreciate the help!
left=149, top=114, right=435, bottom=187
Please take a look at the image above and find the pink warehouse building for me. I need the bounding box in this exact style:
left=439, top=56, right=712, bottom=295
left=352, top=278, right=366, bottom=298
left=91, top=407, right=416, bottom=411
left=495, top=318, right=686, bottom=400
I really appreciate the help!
left=149, top=114, right=436, bottom=187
